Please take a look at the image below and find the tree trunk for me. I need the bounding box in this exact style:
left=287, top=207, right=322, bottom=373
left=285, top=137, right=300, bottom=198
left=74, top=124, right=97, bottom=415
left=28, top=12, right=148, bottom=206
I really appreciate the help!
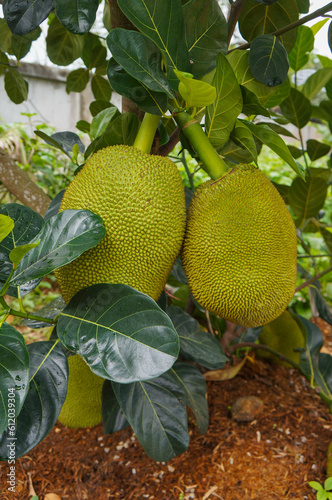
left=0, top=148, right=51, bottom=216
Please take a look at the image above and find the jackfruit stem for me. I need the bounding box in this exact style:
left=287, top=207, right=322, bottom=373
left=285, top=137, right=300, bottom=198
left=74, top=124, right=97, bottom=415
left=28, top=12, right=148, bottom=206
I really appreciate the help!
left=173, top=111, right=229, bottom=180
left=133, top=113, right=161, bottom=154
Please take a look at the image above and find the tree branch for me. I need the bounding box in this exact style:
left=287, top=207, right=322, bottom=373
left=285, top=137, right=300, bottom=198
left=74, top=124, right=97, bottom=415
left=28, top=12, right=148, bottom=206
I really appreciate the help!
left=227, top=0, right=246, bottom=49
left=0, top=148, right=50, bottom=216
left=295, top=264, right=332, bottom=293
left=228, top=2, right=332, bottom=52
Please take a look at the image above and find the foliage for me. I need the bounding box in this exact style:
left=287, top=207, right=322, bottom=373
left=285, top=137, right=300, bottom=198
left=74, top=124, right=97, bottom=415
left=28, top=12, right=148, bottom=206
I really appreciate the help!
left=309, top=477, right=332, bottom=500
left=0, top=0, right=332, bottom=465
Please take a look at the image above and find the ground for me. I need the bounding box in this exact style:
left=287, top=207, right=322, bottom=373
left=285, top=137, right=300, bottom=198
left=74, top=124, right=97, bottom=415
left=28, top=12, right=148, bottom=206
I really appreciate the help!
left=0, top=319, right=331, bottom=500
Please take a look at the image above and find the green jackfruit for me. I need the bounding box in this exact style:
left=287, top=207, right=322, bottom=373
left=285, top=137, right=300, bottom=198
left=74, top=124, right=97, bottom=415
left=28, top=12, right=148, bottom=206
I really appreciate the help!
left=182, top=165, right=297, bottom=327
left=55, top=145, right=186, bottom=303
left=58, top=354, right=104, bottom=428
left=257, top=310, right=305, bottom=366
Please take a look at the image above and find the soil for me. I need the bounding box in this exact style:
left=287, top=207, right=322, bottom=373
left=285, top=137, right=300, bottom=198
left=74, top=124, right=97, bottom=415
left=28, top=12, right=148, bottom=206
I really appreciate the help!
left=1, top=318, right=332, bottom=500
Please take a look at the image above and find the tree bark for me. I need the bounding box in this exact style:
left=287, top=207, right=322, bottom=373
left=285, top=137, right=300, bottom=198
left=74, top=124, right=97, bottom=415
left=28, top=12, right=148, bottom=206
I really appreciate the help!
left=0, top=148, right=51, bottom=216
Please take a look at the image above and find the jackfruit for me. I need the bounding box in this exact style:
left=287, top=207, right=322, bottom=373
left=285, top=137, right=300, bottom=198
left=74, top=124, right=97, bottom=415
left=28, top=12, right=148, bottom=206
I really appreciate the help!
left=257, top=310, right=305, bottom=366
left=58, top=354, right=104, bottom=428
left=55, top=145, right=186, bottom=303
left=182, top=164, right=297, bottom=327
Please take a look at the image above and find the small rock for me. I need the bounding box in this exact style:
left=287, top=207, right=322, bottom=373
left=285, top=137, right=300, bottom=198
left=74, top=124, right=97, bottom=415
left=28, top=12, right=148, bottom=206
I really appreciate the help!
left=231, top=396, right=264, bottom=422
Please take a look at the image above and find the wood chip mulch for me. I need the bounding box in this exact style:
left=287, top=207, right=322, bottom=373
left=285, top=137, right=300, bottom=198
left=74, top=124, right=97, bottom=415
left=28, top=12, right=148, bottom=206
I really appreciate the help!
left=1, top=318, right=332, bottom=500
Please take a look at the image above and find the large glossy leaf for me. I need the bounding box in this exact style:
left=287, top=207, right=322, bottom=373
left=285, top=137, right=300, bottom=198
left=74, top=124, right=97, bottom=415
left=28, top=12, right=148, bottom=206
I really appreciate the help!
left=264, top=78, right=291, bottom=108
left=21, top=296, right=66, bottom=328
left=279, top=88, right=311, bottom=129
left=302, top=68, right=332, bottom=100
left=169, top=362, right=209, bottom=434
left=0, top=215, right=14, bottom=243
left=288, top=25, right=314, bottom=71
left=230, top=119, right=257, bottom=162
left=0, top=341, right=68, bottom=460
left=3, top=0, right=53, bottom=35
left=107, top=59, right=168, bottom=116
left=11, top=27, right=41, bottom=60
left=46, top=16, right=85, bottom=66
left=91, top=74, right=112, bottom=101
left=57, top=284, right=180, bottom=384
left=4, top=68, right=28, bottom=104
left=238, top=0, right=299, bottom=53
left=35, top=130, right=85, bottom=158
left=183, top=0, right=227, bottom=78
left=205, top=52, right=242, bottom=148
left=289, top=176, right=328, bottom=221
left=117, top=0, right=189, bottom=88
left=174, top=69, right=216, bottom=107
left=112, top=372, right=189, bottom=461
left=308, top=285, right=332, bottom=326
left=90, top=107, right=120, bottom=140
left=0, top=324, right=29, bottom=435
left=240, top=86, right=270, bottom=117
left=107, top=29, right=174, bottom=98
left=306, top=139, right=331, bottom=162
left=66, top=68, right=90, bottom=94
left=248, top=35, right=289, bottom=87
left=10, top=209, right=106, bottom=285
left=86, top=113, right=140, bottom=158
left=297, top=316, right=332, bottom=406
left=102, top=380, right=129, bottom=435
left=227, top=50, right=276, bottom=105
left=219, top=138, right=257, bottom=164
left=243, top=121, right=304, bottom=178
left=0, top=204, right=44, bottom=297
left=44, top=190, right=65, bottom=221
left=167, top=306, right=227, bottom=370
left=55, top=0, right=99, bottom=34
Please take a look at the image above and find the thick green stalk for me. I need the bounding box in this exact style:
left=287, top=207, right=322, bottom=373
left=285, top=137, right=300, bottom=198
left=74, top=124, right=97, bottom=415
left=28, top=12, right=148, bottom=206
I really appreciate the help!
left=133, top=113, right=161, bottom=154
left=173, top=111, right=229, bottom=180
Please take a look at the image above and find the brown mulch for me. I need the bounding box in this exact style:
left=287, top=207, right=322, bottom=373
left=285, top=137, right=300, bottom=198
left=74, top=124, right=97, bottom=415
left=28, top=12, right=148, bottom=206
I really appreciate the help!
left=1, top=318, right=332, bottom=500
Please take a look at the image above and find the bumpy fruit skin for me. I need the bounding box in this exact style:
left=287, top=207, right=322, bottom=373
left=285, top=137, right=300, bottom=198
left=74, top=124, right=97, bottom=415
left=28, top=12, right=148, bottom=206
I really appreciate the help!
left=182, top=165, right=297, bottom=327
left=257, top=310, right=305, bottom=366
left=55, top=145, right=186, bottom=303
left=58, top=355, right=104, bottom=428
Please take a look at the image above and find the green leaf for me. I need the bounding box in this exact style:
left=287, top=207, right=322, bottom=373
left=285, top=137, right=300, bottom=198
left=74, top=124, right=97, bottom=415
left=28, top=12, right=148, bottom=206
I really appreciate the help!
left=0, top=50, right=8, bottom=78
left=0, top=324, right=29, bottom=435
left=238, top=0, right=299, bottom=53
left=10, top=209, right=106, bottom=286
left=288, top=25, right=314, bottom=71
left=112, top=372, right=189, bottom=461
left=289, top=176, right=328, bottom=220
left=183, top=0, right=227, bottom=78
left=58, top=283, right=180, bottom=383
left=302, top=67, right=332, bottom=100
left=90, top=107, right=120, bottom=139
left=55, top=0, right=99, bottom=34
left=169, top=362, right=209, bottom=434
left=308, top=481, right=323, bottom=492
left=318, top=489, right=329, bottom=500
left=4, top=68, right=28, bottom=104
left=174, top=69, right=216, bottom=107
left=308, top=285, right=332, bottom=326
left=66, top=68, right=90, bottom=94
left=46, top=17, right=85, bottom=66
left=227, top=50, right=277, bottom=105
left=107, top=59, right=168, bottom=116
left=219, top=138, right=258, bottom=164
left=311, top=18, right=329, bottom=37
left=306, top=139, right=331, bottom=162
left=11, top=27, right=41, bottom=60
left=240, top=86, right=270, bottom=117
left=0, top=204, right=44, bottom=297
left=117, top=0, right=189, bottom=88
left=21, top=296, right=66, bottom=329
left=35, top=130, right=85, bottom=157
left=167, top=306, right=227, bottom=370
left=329, top=21, right=332, bottom=53
left=44, top=191, right=65, bottom=222
left=0, top=215, right=14, bottom=243
left=3, top=0, right=53, bottom=35
left=257, top=121, right=296, bottom=138
left=102, top=380, right=129, bottom=435
left=205, top=52, right=242, bottom=148
left=0, top=18, right=13, bottom=52
left=91, top=74, right=112, bottom=101
left=264, top=78, right=291, bottom=108
left=86, top=113, right=140, bottom=157
left=89, top=99, right=113, bottom=117
left=89, top=45, right=107, bottom=70
left=0, top=341, right=68, bottom=460
left=9, top=240, right=40, bottom=268
left=279, top=87, right=311, bottom=129
left=248, top=35, right=289, bottom=87
left=242, top=121, right=304, bottom=178
left=325, top=478, right=332, bottom=491
left=106, top=29, right=174, bottom=98
left=230, top=119, right=258, bottom=162
left=296, top=0, right=309, bottom=13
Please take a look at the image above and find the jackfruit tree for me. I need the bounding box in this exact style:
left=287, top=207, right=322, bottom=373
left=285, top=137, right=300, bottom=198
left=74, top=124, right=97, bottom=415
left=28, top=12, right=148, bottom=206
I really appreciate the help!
left=0, top=0, right=332, bottom=463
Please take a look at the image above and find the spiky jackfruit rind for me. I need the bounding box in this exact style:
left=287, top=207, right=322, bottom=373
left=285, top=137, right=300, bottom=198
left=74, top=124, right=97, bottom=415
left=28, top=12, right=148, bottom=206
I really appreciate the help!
left=182, top=165, right=297, bottom=327
left=58, top=354, right=104, bottom=428
left=55, top=145, right=186, bottom=303
left=257, top=310, right=305, bottom=366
